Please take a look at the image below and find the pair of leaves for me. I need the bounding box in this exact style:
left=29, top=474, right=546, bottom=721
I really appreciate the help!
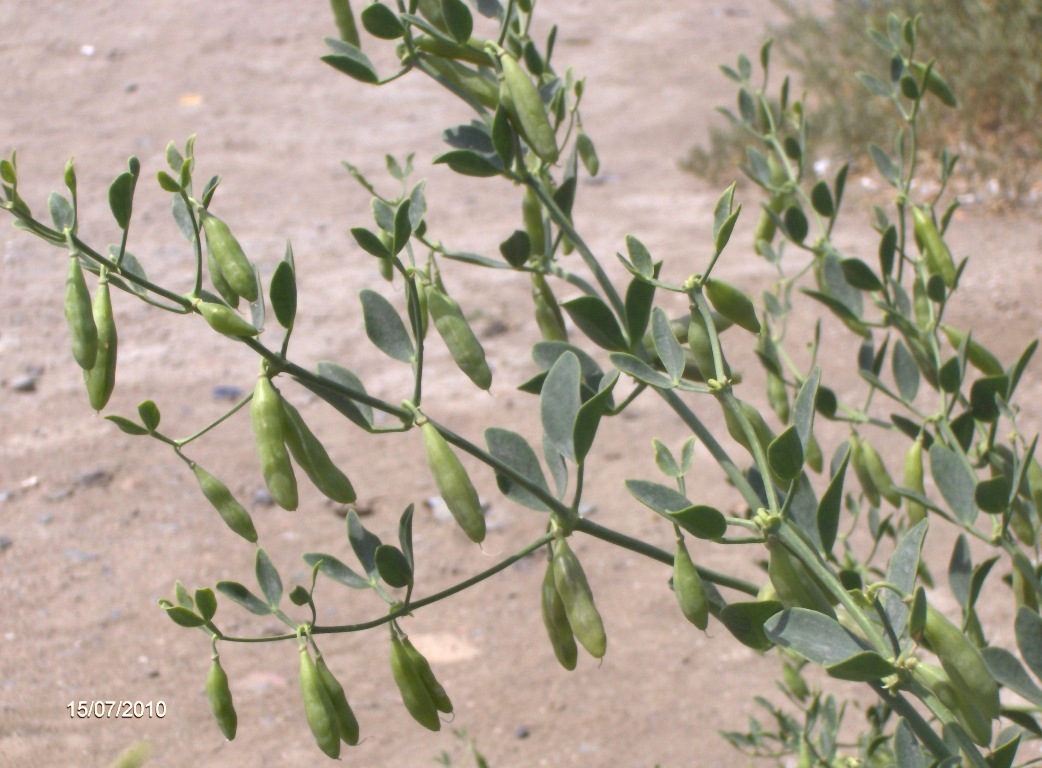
left=304, top=507, right=415, bottom=591
left=540, top=351, right=617, bottom=465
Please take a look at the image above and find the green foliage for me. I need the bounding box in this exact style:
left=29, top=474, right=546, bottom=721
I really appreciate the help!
left=6, top=2, right=1042, bottom=766
left=685, top=0, right=1042, bottom=204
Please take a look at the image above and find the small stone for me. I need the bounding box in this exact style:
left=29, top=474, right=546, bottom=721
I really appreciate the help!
left=212, top=385, right=244, bottom=401
left=254, top=487, right=275, bottom=507
left=10, top=375, right=36, bottom=392
left=515, top=725, right=530, bottom=739
left=0, top=536, right=12, bottom=553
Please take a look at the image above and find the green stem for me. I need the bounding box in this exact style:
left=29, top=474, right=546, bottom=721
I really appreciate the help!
left=575, top=518, right=760, bottom=596
left=867, top=682, right=955, bottom=762
left=175, top=391, right=254, bottom=447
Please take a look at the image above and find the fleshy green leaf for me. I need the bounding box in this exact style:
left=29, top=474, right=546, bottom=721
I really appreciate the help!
left=321, top=38, right=379, bottom=84
left=269, top=259, right=297, bottom=329
left=652, top=308, right=685, bottom=382
left=485, top=428, right=551, bottom=511
left=768, top=426, right=803, bottom=482
left=215, top=581, right=271, bottom=615
left=375, top=544, right=412, bottom=588
left=347, top=509, right=382, bottom=580
left=817, top=447, right=850, bottom=556
left=255, top=548, right=283, bottom=607
left=541, top=352, right=581, bottom=462
left=360, top=289, right=415, bottom=363
left=108, top=171, right=135, bottom=230
left=929, top=443, right=978, bottom=524
left=561, top=296, right=628, bottom=351
left=302, top=553, right=370, bottom=589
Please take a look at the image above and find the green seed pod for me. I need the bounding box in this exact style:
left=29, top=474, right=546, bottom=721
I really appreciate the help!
left=426, top=286, right=492, bottom=390
left=315, top=654, right=360, bottom=746
left=206, top=247, right=240, bottom=309
left=494, top=48, right=559, bottom=164
left=423, top=57, right=499, bottom=110
left=400, top=636, right=452, bottom=714
left=540, top=558, right=578, bottom=670
left=912, top=661, right=992, bottom=747
left=64, top=255, right=98, bottom=369
left=413, top=34, right=494, bottom=67
left=250, top=375, right=298, bottom=511
left=205, top=655, right=237, bottom=741
left=723, top=399, right=775, bottom=464
left=921, top=606, right=1000, bottom=722
left=201, top=212, right=259, bottom=303
left=904, top=439, right=927, bottom=525
left=940, top=325, right=1003, bottom=377
left=766, top=371, right=789, bottom=424
left=860, top=438, right=901, bottom=507
left=192, top=463, right=259, bottom=542
left=83, top=272, right=117, bottom=411
left=299, top=647, right=340, bottom=758
left=782, top=659, right=809, bottom=702
left=389, top=633, right=441, bottom=731
left=704, top=278, right=761, bottom=334
left=673, top=538, right=709, bottom=630
left=531, top=273, right=567, bottom=342
left=767, top=538, right=836, bottom=619
left=522, top=186, right=546, bottom=257
left=552, top=538, right=607, bottom=658
left=280, top=399, right=356, bottom=504
left=912, top=206, right=956, bottom=289
left=421, top=421, right=485, bottom=543
left=850, top=435, right=881, bottom=508
left=195, top=300, right=259, bottom=337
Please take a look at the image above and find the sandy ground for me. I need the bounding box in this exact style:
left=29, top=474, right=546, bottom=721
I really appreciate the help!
left=3, top=2, right=1042, bottom=767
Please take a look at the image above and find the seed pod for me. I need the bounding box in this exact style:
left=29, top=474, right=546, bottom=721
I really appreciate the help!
left=912, top=206, right=956, bottom=289
left=421, top=421, right=485, bottom=543
left=921, top=606, right=1000, bottom=722
left=850, top=435, right=881, bottom=508
left=552, top=538, right=607, bottom=658
left=673, top=538, right=709, bottom=630
left=315, top=654, right=360, bottom=746
left=423, top=57, right=499, bottom=110
left=192, top=463, right=259, bottom=542
left=400, top=636, right=452, bottom=714
left=299, top=647, right=340, bottom=758
left=426, top=286, right=492, bottom=390
left=904, top=439, right=926, bottom=525
left=389, top=633, right=441, bottom=731
left=531, top=273, right=567, bottom=342
left=912, top=661, right=992, bottom=747
left=540, top=559, right=578, bottom=670
left=64, top=255, right=98, bottom=369
left=767, top=538, right=835, bottom=619
left=766, top=371, right=789, bottom=424
left=83, top=271, right=117, bottom=411
left=861, top=438, right=901, bottom=507
left=195, top=300, right=259, bottom=337
left=522, top=186, right=545, bottom=257
left=207, top=247, right=240, bottom=309
left=205, top=655, right=237, bottom=741
left=704, top=278, right=761, bottom=334
left=280, top=399, right=356, bottom=504
left=201, top=211, right=259, bottom=303
left=494, top=48, right=559, bottom=164
left=413, top=34, right=494, bottom=67
left=250, top=375, right=298, bottom=511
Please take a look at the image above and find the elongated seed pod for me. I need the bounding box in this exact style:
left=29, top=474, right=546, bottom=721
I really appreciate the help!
left=541, top=559, right=578, bottom=670
left=421, top=421, right=485, bottom=543
left=389, top=633, right=440, bottom=731
left=423, top=57, right=499, bottom=110
left=861, top=438, right=900, bottom=507
left=904, top=439, right=926, bottom=525
left=315, top=654, right=360, bottom=746
left=400, top=636, right=452, bottom=714
left=704, top=278, right=761, bottom=334
left=921, top=606, right=999, bottom=721
left=912, top=661, right=992, bottom=747
left=912, top=206, right=956, bottom=288
left=299, top=648, right=340, bottom=758
left=207, top=247, right=240, bottom=309
left=767, top=538, right=836, bottom=619
left=192, top=464, right=259, bottom=542
left=552, top=538, right=607, bottom=658
left=522, top=187, right=546, bottom=257
left=766, top=371, right=789, bottom=424
left=64, top=255, right=97, bottom=369
left=495, top=49, right=559, bottom=163
left=206, top=655, right=237, bottom=741
left=83, top=272, right=117, bottom=411
left=850, top=435, right=881, bottom=508
left=280, top=399, right=356, bottom=504
left=196, top=300, right=259, bottom=337
left=531, top=273, right=567, bottom=342
left=202, top=212, right=259, bottom=302
left=687, top=308, right=728, bottom=381
left=413, top=34, right=493, bottom=67
left=426, top=286, right=492, bottom=390
left=673, top=538, right=709, bottom=630
left=250, top=376, right=298, bottom=511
